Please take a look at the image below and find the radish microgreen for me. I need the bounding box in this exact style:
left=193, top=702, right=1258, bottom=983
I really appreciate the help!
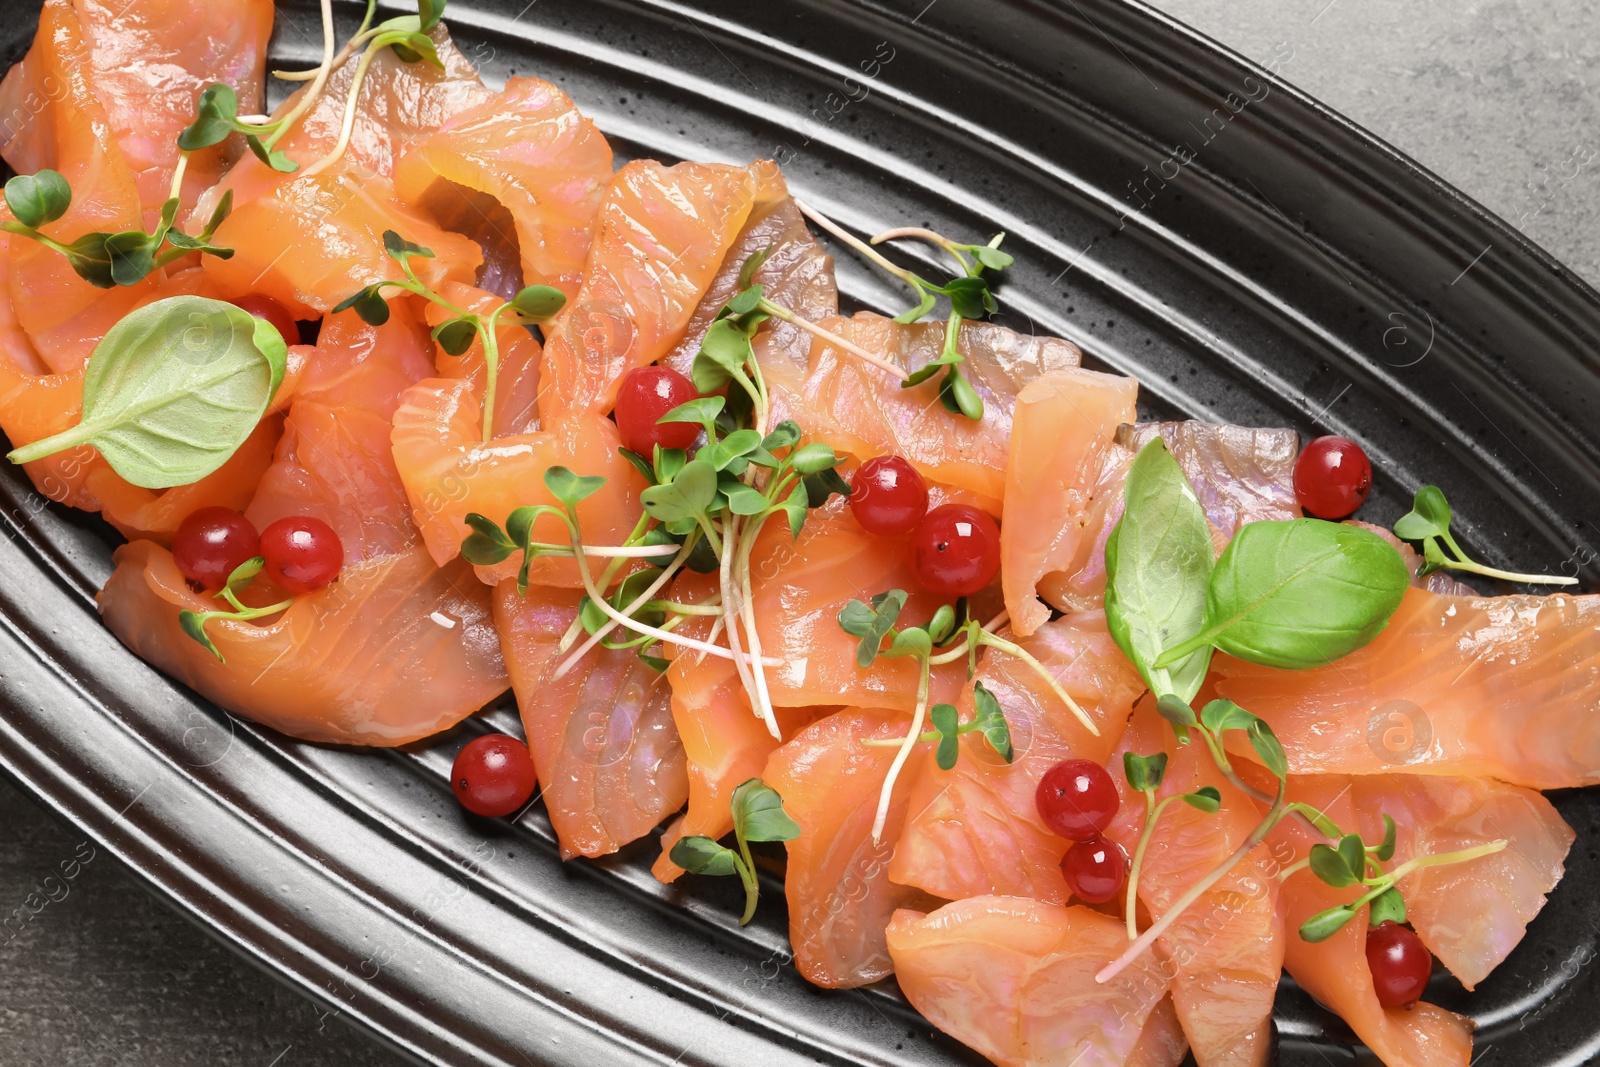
left=1395, top=485, right=1577, bottom=586
left=1119, top=749, right=1223, bottom=938
left=178, top=557, right=294, bottom=663
left=669, top=778, right=800, bottom=925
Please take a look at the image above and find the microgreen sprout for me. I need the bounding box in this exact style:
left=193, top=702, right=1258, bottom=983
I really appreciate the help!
left=1395, top=485, right=1577, bottom=587
left=178, top=557, right=294, bottom=663
left=1120, top=750, right=1222, bottom=939
left=668, top=778, right=800, bottom=925
left=1, top=169, right=234, bottom=288
left=334, top=230, right=566, bottom=440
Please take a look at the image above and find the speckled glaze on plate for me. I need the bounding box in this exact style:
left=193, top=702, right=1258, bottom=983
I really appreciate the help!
left=0, top=1, right=1597, bottom=1064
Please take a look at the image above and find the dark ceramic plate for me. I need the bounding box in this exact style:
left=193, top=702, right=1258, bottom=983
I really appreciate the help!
left=1, top=0, right=1598, bottom=1064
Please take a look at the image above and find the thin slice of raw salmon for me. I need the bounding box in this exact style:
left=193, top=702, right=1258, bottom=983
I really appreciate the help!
left=1001, top=368, right=1139, bottom=636
left=416, top=280, right=543, bottom=437
left=763, top=705, right=943, bottom=987
left=1127, top=996, right=1190, bottom=1067
left=888, top=611, right=1142, bottom=905
left=1103, top=698, right=1283, bottom=1067
left=395, top=76, right=614, bottom=298
left=492, top=581, right=688, bottom=859
left=1271, top=776, right=1474, bottom=1067
left=1213, top=585, right=1600, bottom=789
left=536, top=160, right=760, bottom=424
left=887, top=896, right=1172, bottom=1067
left=98, top=540, right=505, bottom=745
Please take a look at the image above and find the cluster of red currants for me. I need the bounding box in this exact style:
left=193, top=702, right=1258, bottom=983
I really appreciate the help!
left=1034, top=759, right=1126, bottom=903
left=173, top=508, right=344, bottom=595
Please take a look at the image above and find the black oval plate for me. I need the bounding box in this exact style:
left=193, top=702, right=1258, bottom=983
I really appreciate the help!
left=1, top=1, right=1598, bottom=1064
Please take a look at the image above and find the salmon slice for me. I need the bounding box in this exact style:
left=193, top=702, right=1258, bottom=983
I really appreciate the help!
left=762, top=705, right=942, bottom=987
left=888, top=611, right=1141, bottom=905
left=1127, top=997, right=1189, bottom=1067
left=98, top=540, right=504, bottom=745
left=746, top=492, right=972, bottom=713
left=1001, top=368, right=1139, bottom=636
left=416, top=280, right=543, bottom=437
left=492, top=582, right=688, bottom=859
left=536, top=160, right=760, bottom=424
left=395, top=76, right=614, bottom=298
left=0, top=0, right=150, bottom=374
left=1271, top=776, right=1473, bottom=1067
left=73, top=0, right=273, bottom=216
left=770, top=314, right=1083, bottom=514
left=389, top=378, right=646, bottom=587
left=1336, top=773, right=1573, bottom=990
left=1103, top=698, right=1282, bottom=1067
left=1212, top=585, right=1600, bottom=789
left=886, top=896, right=1172, bottom=1067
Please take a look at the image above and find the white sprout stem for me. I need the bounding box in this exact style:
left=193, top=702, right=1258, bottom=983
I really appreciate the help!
left=295, top=28, right=389, bottom=182
left=1381, top=839, right=1507, bottom=884
left=870, top=225, right=971, bottom=275
left=167, top=153, right=190, bottom=203
left=263, top=0, right=336, bottom=152
left=573, top=544, right=682, bottom=559
left=980, top=632, right=1099, bottom=737
left=719, top=513, right=765, bottom=723
left=871, top=661, right=931, bottom=845
left=757, top=299, right=910, bottom=382
left=735, top=513, right=781, bottom=739
left=1448, top=558, right=1579, bottom=587
left=1125, top=792, right=1170, bottom=939
left=569, top=528, right=776, bottom=668
left=553, top=545, right=692, bottom=679
left=794, top=197, right=919, bottom=284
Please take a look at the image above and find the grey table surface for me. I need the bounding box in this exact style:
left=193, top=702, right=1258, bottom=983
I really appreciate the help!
left=1, top=0, right=1595, bottom=1064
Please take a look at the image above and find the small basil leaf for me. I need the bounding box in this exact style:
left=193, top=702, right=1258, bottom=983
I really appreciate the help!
left=1181, top=786, right=1222, bottom=813
left=543, top=466, right=606, bottom=508
left=509, top=284, right=565, bottom=321
left=6, top=297, right=286, bottom=488
left=1299, top=905, right=1357, bottom=943
left=1123, top=751, right=1168, bottom=793
left=432, top=316, right=478, bottom=357
left=731, top=779, right=801, bottom=843
left=1368, top=887, right=1407, bottom=927
left=931, top=703, right=960, bottom=770
left=669, top=836, right=738, bottom=877
left=5, top=169, right=72, bottom=228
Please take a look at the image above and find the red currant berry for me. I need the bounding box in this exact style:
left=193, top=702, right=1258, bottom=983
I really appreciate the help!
left=172, top=507, right=260, bottom=592
left=1036, top=759, right=1120, bottom=841
left=232, top=294, right=300, bottom=350
left=1294, top=435, right=1373, bottom=519
left=451, top=734, right=538, bottom=818
left=613, top=366, right=701, bottom=455
left=1366, top=920, right=1433, bottom=1008
left=1060, top=835, right=1128, bottom=904
left=909, top=503, right=1001, bottom=597
left=259, top=516, right=344, bottom=594
left=849, top=456, right=929, bottom=536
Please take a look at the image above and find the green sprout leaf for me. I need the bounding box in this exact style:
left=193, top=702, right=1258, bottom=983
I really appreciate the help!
left=7, top=297, right=286, bottom=488
left=1198, top=698, right=1257, bottom=735
left=941, top=275, right=996, bottom=319
left=761, top=420, right=801, bottom=452
left=658, top=396, right=724, bottom=439
left=5, top=169, right=71, bottom=228
left=245, top=135, right=299, bottom=173
left=1336, top=833, right=1366, bottom=878
left=332, top=285, right=391, bottom=326
left=969, top=241, right=1014, bottom=271
left=1299, top=904, right=1357, bottom=943
left=509, top=284, right=565, bottom=321
left=668, top=835, right=739, bottom=877
left=432, top=316, right=478, bottom=357
left=178, top=609, right=222, bottom=661
left=781, top=481, right=809, bottom=538
left=417, top=0, right=447, bottom=31
left=1368, top=886, right=1407, bottom=927
left=837, top=588, right=908, bottom=667
left=802, top=467, right=853, bottom=509
left=938, top=364, right=984, bottom=420
left=177, top=84, right=240, bottom=151
left=1247, top=719, right=1289, bottom=780
left=1372, top=814, right=1398, bottom=862
left=543, top=466, right=606, bottom=509
left=790, top=442, right=842, bottom=476
left=617, top=447, right=656, bottom=486
left=972, top=680, right=1012, bottom=763
left=1308, top=842, right=1359, bottom=888
left=1181, top=785, right=1223, bottom=813
left=1123, top=751, right=1168, bottom=793
left=639, top=460, right=717, bottom=523
left=926, top=604, right=957, bottom=646
left=888, top=627, right=933, bottom=659
left=1393, top=485, right=1451, bottom=547
left=692, top=317, right=754, bottom=394
left=461, top=513, right=516, bottom=565
left=737, top=245, right=774, bottom=289
left=731, top=778, right=801, bottom=842
left=931, top=703, right=961, bottom=770
left=383, top=229, right=435, bottom=264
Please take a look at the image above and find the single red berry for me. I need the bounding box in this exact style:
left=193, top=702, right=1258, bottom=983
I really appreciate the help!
left=259, top=516, right=344, bottom=594
left=231, top=294, right=300, bottom=350
left=1294, top=435, right=1373, bottom=519
left=849, top=455, right=929, bottom=536
left=613, top=366, right=702, bottom=455
left=1036, top=759, right=1120, bottom=841
left=451, top=734, right=538, bottom=818
left=1060, top=835, right=1128, bottom=904
left=172, top=507, right=260, bottom=592
left=909, top=503, right=1001, bottom=597
left=1366, top=920, right=1433, bottom=1008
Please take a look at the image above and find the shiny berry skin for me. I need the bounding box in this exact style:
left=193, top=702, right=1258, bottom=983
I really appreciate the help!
left=849, top=456, right=929, bottom=536
left=613, top=367, right=702, bottom=455
left=909, top=503, right=1002, bottom=597
left=231, top=294, right=299, bottom=350
left=1060, top=836, right=1128, bottom=904
left=1294, top=435, right=1373, bottom=519
left=259, top=516, right=344, bottom=594
left=451, top=734, right=538, bottom=818
left=1036, top=759, right=1120, bottom=841
left=172, top=507, right=260, bottom=592
left=1366, top=921, right=1433, bottom=1008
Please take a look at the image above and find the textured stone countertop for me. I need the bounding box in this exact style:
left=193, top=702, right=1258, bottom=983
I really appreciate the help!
left=0, top=1, right=1593, bottom=1064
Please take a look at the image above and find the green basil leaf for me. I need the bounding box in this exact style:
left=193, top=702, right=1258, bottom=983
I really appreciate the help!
left=1167, top=518, right=1410, bottom=671
left=731, top=778, right=801, bottom=843
left=1308, top=843, right=1358, bottom=888
left=1182, top=786, right=1222, bottom=813
left=417, top=0, right=447, bottom=31
left=178, top=610, right=224, bottom=662
left=431, top=316, right=478, bottom=357
left=1372, top=814, right=1398, bottom=863
left=1123, top=751, right=1167, bottom=793
left=639, top=460, right=716, bottom=523
left=1367, top=886, right=1407, bottom=927
left=1393, top=485, right=1451, bottom=544
left=931, top=703, right=960, bottom=770
left=543, top=466, right=606, bottom=509
left=509, top=284, right=565, bottom=321
left=972, top=680, right=1013, bottom=762
left=7, top=297, right=286, bottom=488
left=1298, top=905, right=1356, bottom=943
left=5, top=169, right=71, bottom=228
left=1104, top=439, right=1215, bottom=702
left=669, top=835, right=738, bottom=877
